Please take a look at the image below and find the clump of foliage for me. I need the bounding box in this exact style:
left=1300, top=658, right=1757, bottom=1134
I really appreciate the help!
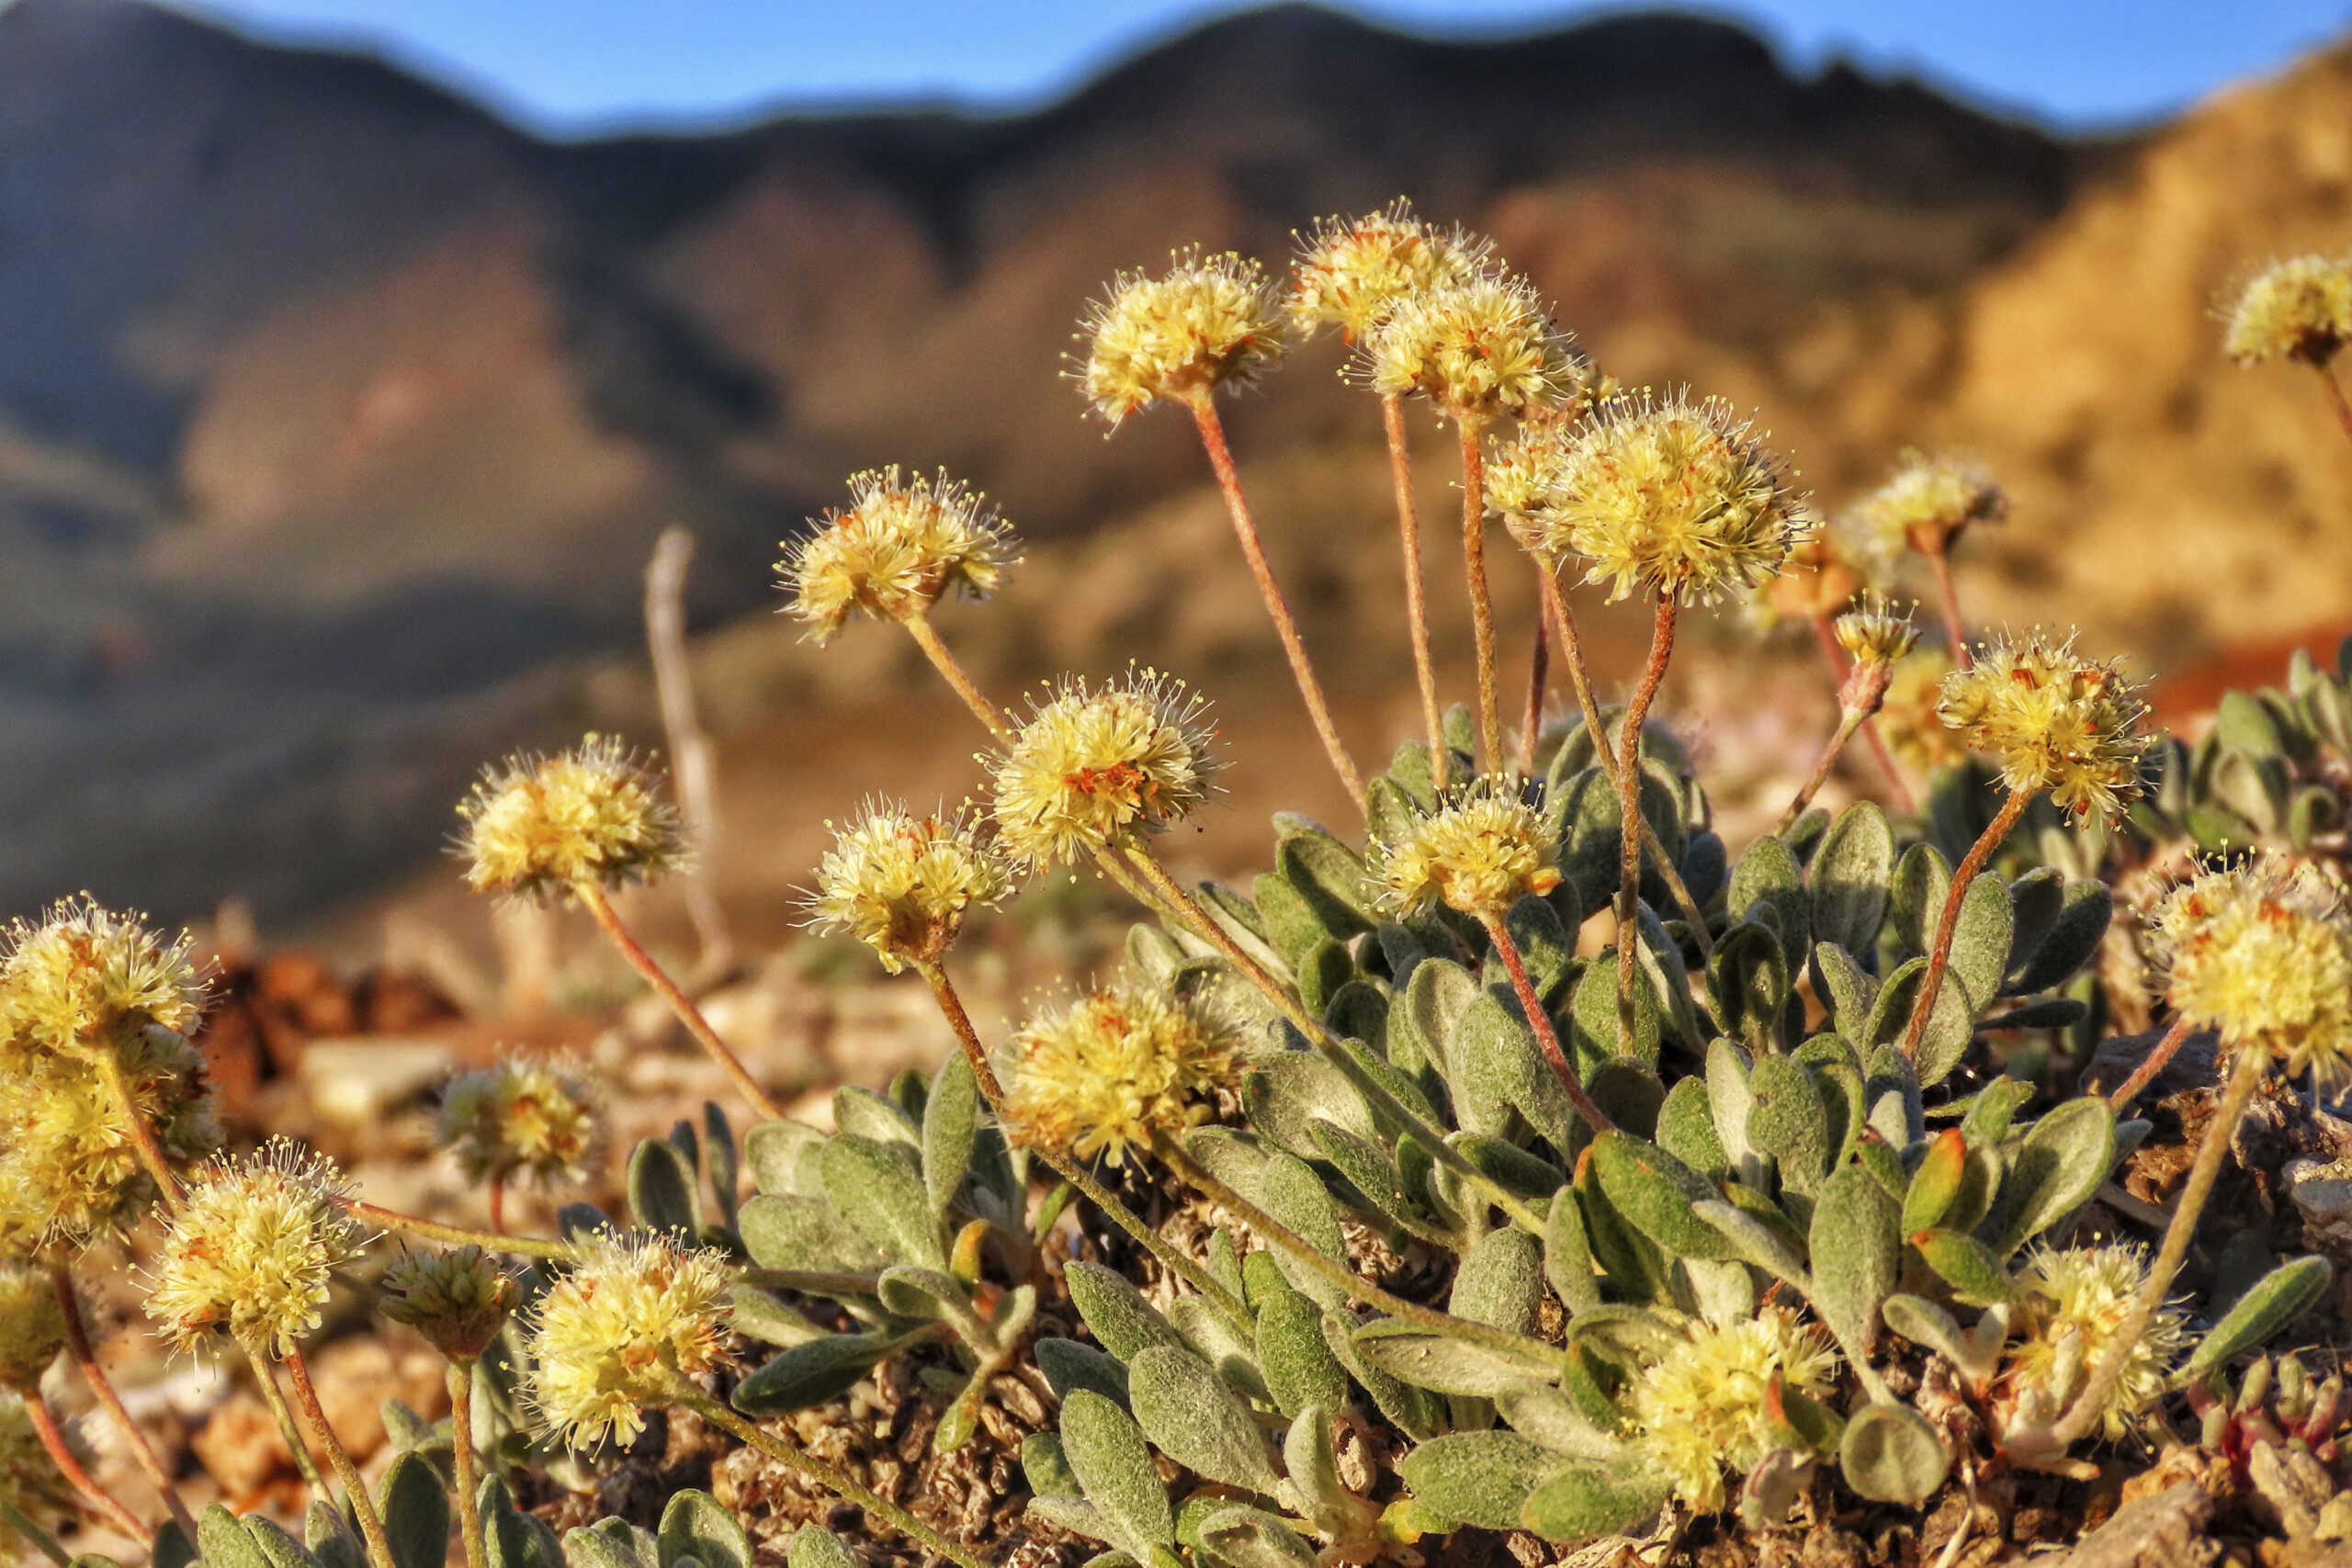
left=6, top=202, right=2352, bottom=1568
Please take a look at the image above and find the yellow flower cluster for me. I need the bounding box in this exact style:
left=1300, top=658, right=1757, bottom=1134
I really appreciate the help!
left=990, top=673, right=1219, bottom=868
left=1000, top=985, right=1243, bottom=1167
left=807, top=803, right=1013, bottom=972
left=780, top=467, right=1017, bottom=643
left=1525, top=393, right=1812, bottom=606
left=1360, top=272, right=1578, bottom=423
left=1080, top=250, right=1285, bottom=423
left=1876, top=649, right=1967, bottom=778
left=458, top=736, right=685, bottom=900
left=0, top=1023, right=216, bottom=1251
left=145, top=1139, right=368, bottom=1359
left=2224, top=254, right=2352, bottom=367
left=1289, top=201, right=1486, bottom=342
left=527, top=1233, right=731, bottom=1449
left=0, top=1264, right=65, bottom=1393
left=0, top=898, right=205, bottom=1057
left=1370, top=783, right=1561, bottom=920
left=1936, top=633, right=2147, bottom=818
left=437, top=1055, right=600, bottom=1188
left=1846, top=450, right=2005, bottom=558
left=1628, top=1305, right=1839, bottom=1513
left=1832, top=595, right=1920, bottom=669
left=2002, top=1244, right=2186, bottom=1441
left=2148, top=855, right=2352, bottom=1089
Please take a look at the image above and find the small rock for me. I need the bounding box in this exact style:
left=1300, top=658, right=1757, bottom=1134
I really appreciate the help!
left=300, top=1038, right=456, bottom=1124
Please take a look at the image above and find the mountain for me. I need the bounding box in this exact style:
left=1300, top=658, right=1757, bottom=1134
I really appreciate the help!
left=0, top=0, right=2314, bottom=928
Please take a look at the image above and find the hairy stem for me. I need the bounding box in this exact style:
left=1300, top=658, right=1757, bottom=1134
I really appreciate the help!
left=1539, top=570, right=1713, bottom=961
left=576, top=881, right=782, bottom=1121
left=485, top=1174, right=506, bottom=1237
left=1120, top=845, right=1545, bottom=1233
left=902, top=611, right=1016, bottom=742
left=448, top=1361, right=487, bottom=1568
left=1384, top=393, right=1449, bottom=791
left=344, top=1200, right=577, bottom=1260
left=1897, top=789, right=2032, bottom=1060
left=1808, top=612, right=1916, bottom=814
left=1521, top=577, right=1552, bottom=775
left=244, top=1348, right=332, bottom=1502
left=1775, top=705, right=1871, bottom=835
left=1153, top=1134, right=1559, bottom=1363
left=1188, top=393, right=1366, bottom=812
left=1479, top=913, right=1615, bottom=1134
left=666, top=1380, right=990, bottom=1568
left=1614, top=597, right=1680, bottom=1057
left=1458, top=419, right=1502, bottom=772
left=2052, top=1048, right=2265, bottom=1448
left=2106, top=1015, right=2199, bottom=1112
left=22, top=1393, right=150, bottom=1545
left=283, top=1349, right=397, bottom=1568
left=915, top=960, right=1251, bottom=1322
left=50, top=1265, right=197, bottom=1540
left=1925, top=545, right=1972, bottom=671
left=2317, top=360, right=2352, bottom=452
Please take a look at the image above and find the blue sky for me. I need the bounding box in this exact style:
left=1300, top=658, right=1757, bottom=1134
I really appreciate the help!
left=150, top=0, right=2352, bottom=138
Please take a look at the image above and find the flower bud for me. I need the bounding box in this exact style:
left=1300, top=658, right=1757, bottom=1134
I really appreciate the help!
left=380, top=1246, right=516, bottom=1361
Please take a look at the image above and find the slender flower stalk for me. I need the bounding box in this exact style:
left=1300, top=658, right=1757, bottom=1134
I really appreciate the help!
left=1458, top=419, right=1504, bottom=771
left=1481, top=915, right=1614, bottom=1134
left=48, top=1268, right=196, bottom=1540
left=343, top=1200, right=576, bottom=1260
left=283, top=1350, right=397, bottom=1568
left=1151, top=1134, right=1557, bottom=1363
left=1384, top=394, right=1449, bottom=787
left=19, top=1394, right=147, bottom=1546
left=1614, top=600, right=1680, bottom=1056
left=448, top=1364, right=485, bottom=1568
left=1897, top=788, right=2030, bottom=1060
left=1806, top=611, right=1917, bottom=813
left=662, top=1376, right=989, bottom=1568
left=1188, top=392, right=1366, bottom=810
left=246, top=1349, right=333, bottom=1504
left=380, top=1247, right=513, bottom=1568
left=576, top=883, right=781, bottom=1121
left=902, top=611, right=1016, bottom=741
left=1776, top=597, right=1916, bottom=832
left=915, top=960, right=1250, bottom=1323
left=1521, top=575, right=1553, bottom=775
left=2104, top=1015, right=2198, bottom=1111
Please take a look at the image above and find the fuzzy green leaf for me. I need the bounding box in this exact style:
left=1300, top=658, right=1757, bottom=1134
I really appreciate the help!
left=1278, top=826, right=1377, bottom=939
left=1254, top=873, right=1330, bottom=967
left=564, top=1520, right=657, bottom=1568
left=732, top=1332, right=910, bottom=1416
left=1811, top=1164, right=1900, bottom=1353
left=1988, top=1096, right=2116, bottom=1258
left=1728, top=834, right=1810, bottom=967
left=1397, top=1433, right=1569, bottom=1531
left=831, top=1085, right=919, bottom=1148
left=1036, top=1337, right=1133, bottom=1407
left=1745, top=1056, right=1830, bottom=1194
left=1196, top=1508, right=1317, bottom=1568
left=1494, top=1382, right=1624, bottom=1461
left=2006, top=881, right=2113, bottom=997
left=1257, top=1287, right=1350, bottom=1419
left=1544, top=1190, right=1602, bottom=1314
left=785, top=1530, right=857, bottom=1568
left=921, top=1053, right=980, bottom=1213
left=1909, top=1229, right=2018, bottom=1306
left=2185, top=1256, right=2334, bottom=1379
left=1059, top=1391, right=1176, bottom=1557
left=1655, top=1075, right=1728, bottom=1183
left=1692, top=1199, right=1809, bottom=1291
left=657, top=1493, right=748, bottom=1568
left=1022, top=1433, right=1082, bottom=1500
left=1865, top=960, right=1973, bottom=1089
left=1066, top=1261, right=1187, bottom=1363
left=195, top=1507, right=280, bottom=1568
left=1308, top=1120, right=1436, bottom=1238
left=1398, top=958, right=1478, bottom=1077
left=1127, top=1346, right=1280, bottom=1493
left=1809, top=945, right=1879, bottom=1041
left=1588, top=1132, right=1738, bottom=1260
left=1246, top=1053, right=1377, bottom=1159
left=1901, top=1129, right=1969, bottom=1235
left=1260, top=1154, right=1350, bottom=1308
left=1948, top=874, right=2014, bottom=1022
left=1707, top=922, right=1790, bottom=1055
left=1809, top=804, right=1894, bottom=959
left=1322, top=1311, right=1437, bottom=1439
left=481, top=1481, right=562, bottom=1568
left=1520, top=1462, right=1668, bottom=1543
left=627, top=1136, right=699, bottom=1239
left=1451, top=1227, right=1545, bottom=1337
left=820, top=1134, right=944, bottom=1269
left=1838, top=1404, right=1949, bottom=1506
left=735, top=1194, right=883, bottom=1275
left=742, top=1122, right=829, bottom=1199
left=1351, top=1320, right=1561, bottom=1398
left=373, top=1452, right=448, bottom=1568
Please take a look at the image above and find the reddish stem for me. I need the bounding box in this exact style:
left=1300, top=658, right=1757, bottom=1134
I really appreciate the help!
left=2106, top=1015, right=2199, bottom=1111
left=1187, top=394, right=1366, bottom=812
left=50, top=1266, right=196, bottom=1540
left=1383, top=392, right=1449, bottom=791
left=1482, top=914, right=1615, bottom=1134
left=1614, top=598, right=1680, bottom=1055
left=23, top=1393, right=150, bottom=1545
left=1808, top=611, right=1916, bottom=814
left=577, top=882, right=782, bottom=1121
left=2318, top=361, right=2352, bottom=452
left=1458, top=420, right=1502, bottom=772
left=1925, top=546, right=1972, bottom=671
left=1897, top=789, right=2032, bottom=1060
left=1521, top=576, right=1552, bottom=775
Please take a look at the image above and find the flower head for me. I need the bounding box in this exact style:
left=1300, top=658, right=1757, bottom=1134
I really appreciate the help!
left=1528, top=392, right=1813, bottom=605
left=1289, top=202, right=1487, bottom=342
left=145, top=1139, right=368, bottom=1359
left=0, top=899, right=204, bottom=1062
left=527, top=1232, right=731, bottom=1449
left=1936, top=633, right=2147, bottom=818
left=990, top=672, right=1220, bottom=868
left=1079, top=250, right=1284, bottom=423
left=1371, top=781, right=1560, bottom=920
left=438, top=1056, right=600, bottom=1189
left=2223, top=254, right=2352, bottom=367
left=1000, top=984, right=1244, bottom=1167
left=1848, top=450, right=2005, bottom=559
left=1360, top=272, right=1578, bottom=423
left=2148, top=855, right=2352, bottom=1089
left=779, top=468, right=1017, bottom=643
left=457, top=736, right=684, bottom=900
left=0, top=1025, right=216, bottom=1251
left=0, top=1264, right=65, bottom=1393
left=380, top=1246, right=517, bottom=1360
left=1629, top=1305, right=1839, bottom=1514
left=1834, top=595, right=1920, bottom=670
left=2001, top=1244, right=2187, bottom=1441
left=805, top=803, right=1014, bottom=973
